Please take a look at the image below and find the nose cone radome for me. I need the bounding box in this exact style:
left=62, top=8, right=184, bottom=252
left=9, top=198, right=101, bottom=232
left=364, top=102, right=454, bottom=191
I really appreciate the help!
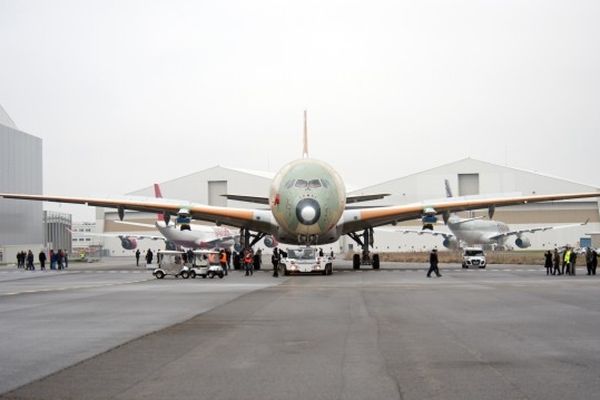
left=296, top=198, right=321, bottom=225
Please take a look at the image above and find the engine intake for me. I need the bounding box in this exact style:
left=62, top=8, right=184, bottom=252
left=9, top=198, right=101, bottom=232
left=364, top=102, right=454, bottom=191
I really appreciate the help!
left=515, top=236, right=531, bottom=249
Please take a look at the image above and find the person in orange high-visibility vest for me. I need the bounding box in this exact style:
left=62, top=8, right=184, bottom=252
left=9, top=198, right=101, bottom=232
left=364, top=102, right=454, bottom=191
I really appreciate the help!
left=219, top=250, right=228, bottom=276
left=243, top=250, right=254, bottom=276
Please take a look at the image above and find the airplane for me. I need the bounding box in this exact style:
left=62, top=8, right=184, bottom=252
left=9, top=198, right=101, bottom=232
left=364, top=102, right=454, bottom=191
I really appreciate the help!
left=391, top=180, right=590, bottom=250
left=2, top=111, right=599, bottom=270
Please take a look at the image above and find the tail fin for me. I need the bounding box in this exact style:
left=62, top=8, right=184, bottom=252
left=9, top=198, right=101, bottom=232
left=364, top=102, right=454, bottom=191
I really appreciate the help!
left=302, top=110, right=309, bottom=158
left=154, top=183, right=164, bottom=222
left=444, top=179, right=453, bottom=198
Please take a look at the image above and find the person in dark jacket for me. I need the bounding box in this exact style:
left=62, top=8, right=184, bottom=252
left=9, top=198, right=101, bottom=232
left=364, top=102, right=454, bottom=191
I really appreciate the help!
left=552, top=248, right=561, bottom=276
left=427, top=248, right=441, bottom=278
left=146, top=249, right=153, bottom=265
left=26, top=250, right=34, bottom=270
left=38, top=250, right=47, bottom=270
left=135, top=249, right=140, bottom=266
left=571, top=250, right=578, bottom=276
left=544, top=250, right=552, bottom=275
left=586, top=247, right=593, bottom=275
left=271, top=248, right=280, bottom=278
left=592, top=249, right=598, bottom=276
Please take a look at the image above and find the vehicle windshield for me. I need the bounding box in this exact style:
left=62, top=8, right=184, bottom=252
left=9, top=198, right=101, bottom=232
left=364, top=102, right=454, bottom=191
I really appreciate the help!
left=465, top=250, right=484, bottom=257
left=287, top=248, right=316, bottom=260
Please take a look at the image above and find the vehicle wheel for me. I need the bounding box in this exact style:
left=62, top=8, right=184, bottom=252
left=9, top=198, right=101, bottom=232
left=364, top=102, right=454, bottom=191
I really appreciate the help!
left=284, top=266, right=290, bottom=276
left=202, top=274, right=207, bottom=279
left=181, top=271, right=189, bottom=279
left=372, top=254, right=380, bottom=270
left=462, top=263, right=467, bottom=269
left=327, top=264, right=333, bottom=275
left=353, top=254, right=360, bottom=270
left=218, top=273, right=224, bottom=279
left=154, top=271, right=164, bottom=279
left=479, top=265, right=486, bottom=269
left=209, top=272, right=215, bottom=279
left=190, top=271, right=196, bottom=279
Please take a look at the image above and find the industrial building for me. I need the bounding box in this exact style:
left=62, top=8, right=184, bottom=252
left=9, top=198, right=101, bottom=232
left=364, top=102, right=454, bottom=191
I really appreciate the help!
left=95, top=158, right=600, bottom=255
left=0, top=105, right=43, bottom=262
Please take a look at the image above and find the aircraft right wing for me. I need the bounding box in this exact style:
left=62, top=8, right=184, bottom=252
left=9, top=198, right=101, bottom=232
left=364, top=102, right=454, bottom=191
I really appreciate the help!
left=342, top=191, right=600, bottom=234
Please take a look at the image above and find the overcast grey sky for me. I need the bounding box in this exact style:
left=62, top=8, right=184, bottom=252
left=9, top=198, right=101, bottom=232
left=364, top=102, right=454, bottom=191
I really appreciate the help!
left=1, top=0, right=599, bottom=221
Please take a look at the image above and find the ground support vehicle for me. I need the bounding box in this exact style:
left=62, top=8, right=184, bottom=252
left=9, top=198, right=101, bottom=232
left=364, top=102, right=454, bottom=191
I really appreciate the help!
left=280, top=247, right=333, bottom=276
left=152, top=250, right=187, bottom=279
left=462, top=247, right=486, bottom=269
left=181, top=250, right=224, bottom=279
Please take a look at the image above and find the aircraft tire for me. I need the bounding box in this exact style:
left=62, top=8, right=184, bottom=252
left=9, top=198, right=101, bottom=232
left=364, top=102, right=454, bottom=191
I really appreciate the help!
left=353, top=254, right=360, bottom=270
left=372, top=254, right=380, bottom=270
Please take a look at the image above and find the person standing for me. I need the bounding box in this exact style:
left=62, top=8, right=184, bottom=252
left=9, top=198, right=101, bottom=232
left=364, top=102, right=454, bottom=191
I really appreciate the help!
left=586, top=247, right=593, bottom=275
left=544, top=250, right=552, bottom=276
left=146, top=249, right=153, bottom=265
left=135, top=249, right=140, bottom=266
left=571, top=250, right=577, bottom=276
left=244, top=249, right=253, bottom=276
left=592, top=249, right=598, bottom=276
left=271, top=248, right=280, bottom=278
left=38, top=250, right=46, bottom=271
left=219, top=249, right=228, bottom=276
left=562, top=247, right=571, bottom=275
left=553, top=248, right=561, bottom=276
left=427, top=248, right=441, bottom=278
left=26, top=250, right=34, bottom=270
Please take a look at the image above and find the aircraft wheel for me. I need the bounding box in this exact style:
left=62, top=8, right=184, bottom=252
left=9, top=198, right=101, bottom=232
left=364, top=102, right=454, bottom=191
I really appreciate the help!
left=372, top=254, right=380, bottom=269
left=154, top=271, right=164, bottom=279
left=353, top=254, right=360, bottom=270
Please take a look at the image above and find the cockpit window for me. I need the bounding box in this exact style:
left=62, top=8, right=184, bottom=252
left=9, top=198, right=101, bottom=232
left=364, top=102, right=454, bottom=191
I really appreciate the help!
left=321, top=179, right=330, bottom=188
left=309, top=179, right=322, bottom=189
left=295, top=179, right=308, bottom=188
left=285, top=179, right=295, bottom=189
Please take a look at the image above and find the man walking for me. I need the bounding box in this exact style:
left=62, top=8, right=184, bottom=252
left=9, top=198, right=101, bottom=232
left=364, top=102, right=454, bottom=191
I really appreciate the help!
left=427, top=248, right=441, bottom=278
left=135, top=249, right=140, bottom=266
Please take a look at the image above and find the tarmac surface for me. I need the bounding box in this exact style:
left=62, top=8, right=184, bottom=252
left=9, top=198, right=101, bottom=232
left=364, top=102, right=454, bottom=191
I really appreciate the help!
left=1, top=259, right=600, bottom=399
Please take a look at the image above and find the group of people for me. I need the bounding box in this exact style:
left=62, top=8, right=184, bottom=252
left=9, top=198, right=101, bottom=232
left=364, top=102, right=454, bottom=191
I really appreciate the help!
left=16, top=249, right=68, bottom=270
left=544, top=247, right=598, bottom=276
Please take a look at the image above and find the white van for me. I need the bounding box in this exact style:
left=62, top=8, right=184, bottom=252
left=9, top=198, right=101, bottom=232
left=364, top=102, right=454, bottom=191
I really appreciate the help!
left=462, top=247, right=486, bottom=269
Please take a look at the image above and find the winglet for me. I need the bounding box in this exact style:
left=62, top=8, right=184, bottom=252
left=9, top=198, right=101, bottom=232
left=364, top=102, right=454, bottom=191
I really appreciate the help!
left=302, top=110, right=309, bottom=159
left=444, top=179, right=453, bottom=198
left=153, top=183, right=164, bottom=222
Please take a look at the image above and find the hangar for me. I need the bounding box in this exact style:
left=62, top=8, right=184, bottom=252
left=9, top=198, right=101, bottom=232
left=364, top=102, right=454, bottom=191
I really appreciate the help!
left=95, top=158, right=600, bottom=255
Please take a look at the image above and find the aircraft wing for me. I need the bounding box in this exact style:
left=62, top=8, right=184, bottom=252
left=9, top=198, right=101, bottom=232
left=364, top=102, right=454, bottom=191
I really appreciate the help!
left=68, top=229, right=166, bottom=241
left=113, top=220, right=158, bottom=229
left=376, top=227, right=454, bottom=240
left=342, top=192, right=600, bottom=234
left=486, top=220, right=590, bottom=241
left=223, top=193, right=391, bottom=205
left=0, top=194, right=274, bottom=233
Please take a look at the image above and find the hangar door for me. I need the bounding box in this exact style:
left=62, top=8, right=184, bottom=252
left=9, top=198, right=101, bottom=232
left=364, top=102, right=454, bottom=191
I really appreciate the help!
left=458, top=173, right=479, bottom=196
left=208, top=180, right=228, bottom=207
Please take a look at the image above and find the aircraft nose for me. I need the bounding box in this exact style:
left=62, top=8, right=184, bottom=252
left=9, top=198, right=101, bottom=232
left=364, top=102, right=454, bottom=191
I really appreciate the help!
left=296, top=198, right=321, bottom=225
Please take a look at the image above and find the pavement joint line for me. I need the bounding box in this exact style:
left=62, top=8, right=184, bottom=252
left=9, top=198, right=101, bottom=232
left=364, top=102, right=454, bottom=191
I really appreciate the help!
left=0, top=278, right=153, bottom=297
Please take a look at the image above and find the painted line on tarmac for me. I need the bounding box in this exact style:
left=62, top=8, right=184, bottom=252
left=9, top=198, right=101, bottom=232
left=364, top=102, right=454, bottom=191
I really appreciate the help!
left=0, top=278, right=153, bottom=297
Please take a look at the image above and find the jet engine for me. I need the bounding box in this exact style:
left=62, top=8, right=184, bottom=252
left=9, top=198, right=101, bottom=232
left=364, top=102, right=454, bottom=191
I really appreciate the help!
left=263, top=235, right=278, bottom=248
left=515, top=236, right=531, bottom=249
left=442, top=237, right=459, bottom=250
left=119, top=236, right=138, bottom=250
left=422, top=207, right=437, bottom=230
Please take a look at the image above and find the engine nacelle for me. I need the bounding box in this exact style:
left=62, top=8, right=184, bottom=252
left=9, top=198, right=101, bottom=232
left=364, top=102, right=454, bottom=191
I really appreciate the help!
left=263, top=235, right=278, bottom=248
left=422, top=207, right=437, bottom=230
left=515, top=236, right=531, bottom=249
left=442, top=237, right=459, bottom=250
left=119, top=237, right=138, bottom=250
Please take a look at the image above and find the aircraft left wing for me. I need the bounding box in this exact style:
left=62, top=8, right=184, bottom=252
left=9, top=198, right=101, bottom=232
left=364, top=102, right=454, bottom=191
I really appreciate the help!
left=377, top=227, right=455, bottom=240
left=69, top=229, right=166, bottom=242
left=486, top=220, right=590, bottom=241
left=342, top=192, right=600, bottom=234
left=0, top=194, right=275, bottom=233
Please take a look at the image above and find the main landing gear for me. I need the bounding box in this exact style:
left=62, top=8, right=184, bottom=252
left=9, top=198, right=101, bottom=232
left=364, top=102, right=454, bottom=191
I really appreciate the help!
left=348, top=228, right=380, bottom=270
